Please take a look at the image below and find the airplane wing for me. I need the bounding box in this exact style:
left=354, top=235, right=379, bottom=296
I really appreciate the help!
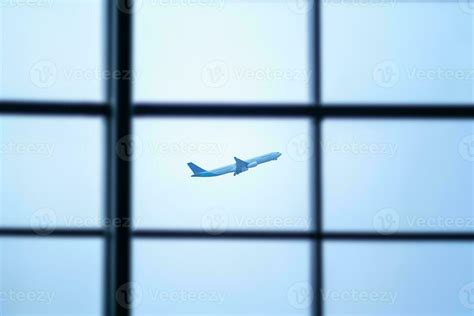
left=234, top=157, right=249, bottom=176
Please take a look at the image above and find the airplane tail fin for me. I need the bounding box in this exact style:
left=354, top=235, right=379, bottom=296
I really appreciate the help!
left=187, top=162, right=207, bottom=175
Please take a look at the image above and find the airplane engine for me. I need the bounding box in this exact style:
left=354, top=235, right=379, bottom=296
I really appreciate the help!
left=248, top=161, right=258, bottom=168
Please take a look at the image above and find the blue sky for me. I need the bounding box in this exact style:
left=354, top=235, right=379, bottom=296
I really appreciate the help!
left=133, top=118, right=314, bottom=231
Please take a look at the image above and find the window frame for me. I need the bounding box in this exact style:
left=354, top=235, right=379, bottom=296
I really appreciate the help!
left=0, top=1, right=474, bottom=316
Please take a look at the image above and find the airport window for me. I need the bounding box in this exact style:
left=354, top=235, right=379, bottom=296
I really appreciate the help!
left=1, top=0, right=474, bottom=316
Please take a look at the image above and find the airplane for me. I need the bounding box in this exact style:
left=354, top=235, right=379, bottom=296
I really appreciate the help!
left=187, top=152, right=282, bottom=177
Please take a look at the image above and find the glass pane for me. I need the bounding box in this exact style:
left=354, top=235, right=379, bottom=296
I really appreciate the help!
left=133, top=240, right=312, bottom=315
left=133, top=118, right=313, bottom=231
left=325, top=242, right=474, bottom=316
left=0, top=116, right=104, bottom=229
left=0, top=238, right=103, bottom=315
left=0, top=0, right=105, bottom=101
left=323, top=119, right=474, bottom=233
left=134, top=0, right=313, bottom=104
left=323, top=1, right=474, bottom=104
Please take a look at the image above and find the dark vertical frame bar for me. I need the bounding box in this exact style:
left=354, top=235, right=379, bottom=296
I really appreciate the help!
left=104, top=0, right=114, bottom=315
left=109, top=1, right=133, bottom=316
left=313, top=0, right=323, bottom=315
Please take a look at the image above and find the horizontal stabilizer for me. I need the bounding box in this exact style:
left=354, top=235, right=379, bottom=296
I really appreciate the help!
left=187, top=162, right=207, bottom=175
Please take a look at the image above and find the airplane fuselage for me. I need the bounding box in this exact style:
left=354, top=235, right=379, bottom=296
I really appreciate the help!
left=190, top=152, right=282, bottom=177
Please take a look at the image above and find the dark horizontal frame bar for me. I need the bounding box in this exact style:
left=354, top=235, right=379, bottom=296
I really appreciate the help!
left=135, top=104, right=474, bottom=118
left=2, top=102, right=474, bottom=118
left=133, top=229, right=474, bottom=241
left=321, top=105, right=474, bottom=118
left=1, top=228, right=473, bottom=241
left=0, top=101, right=110, bottom=116
left=0, top=228, right=105, bottom=238
left=135, top=104, right=313, bottom=117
